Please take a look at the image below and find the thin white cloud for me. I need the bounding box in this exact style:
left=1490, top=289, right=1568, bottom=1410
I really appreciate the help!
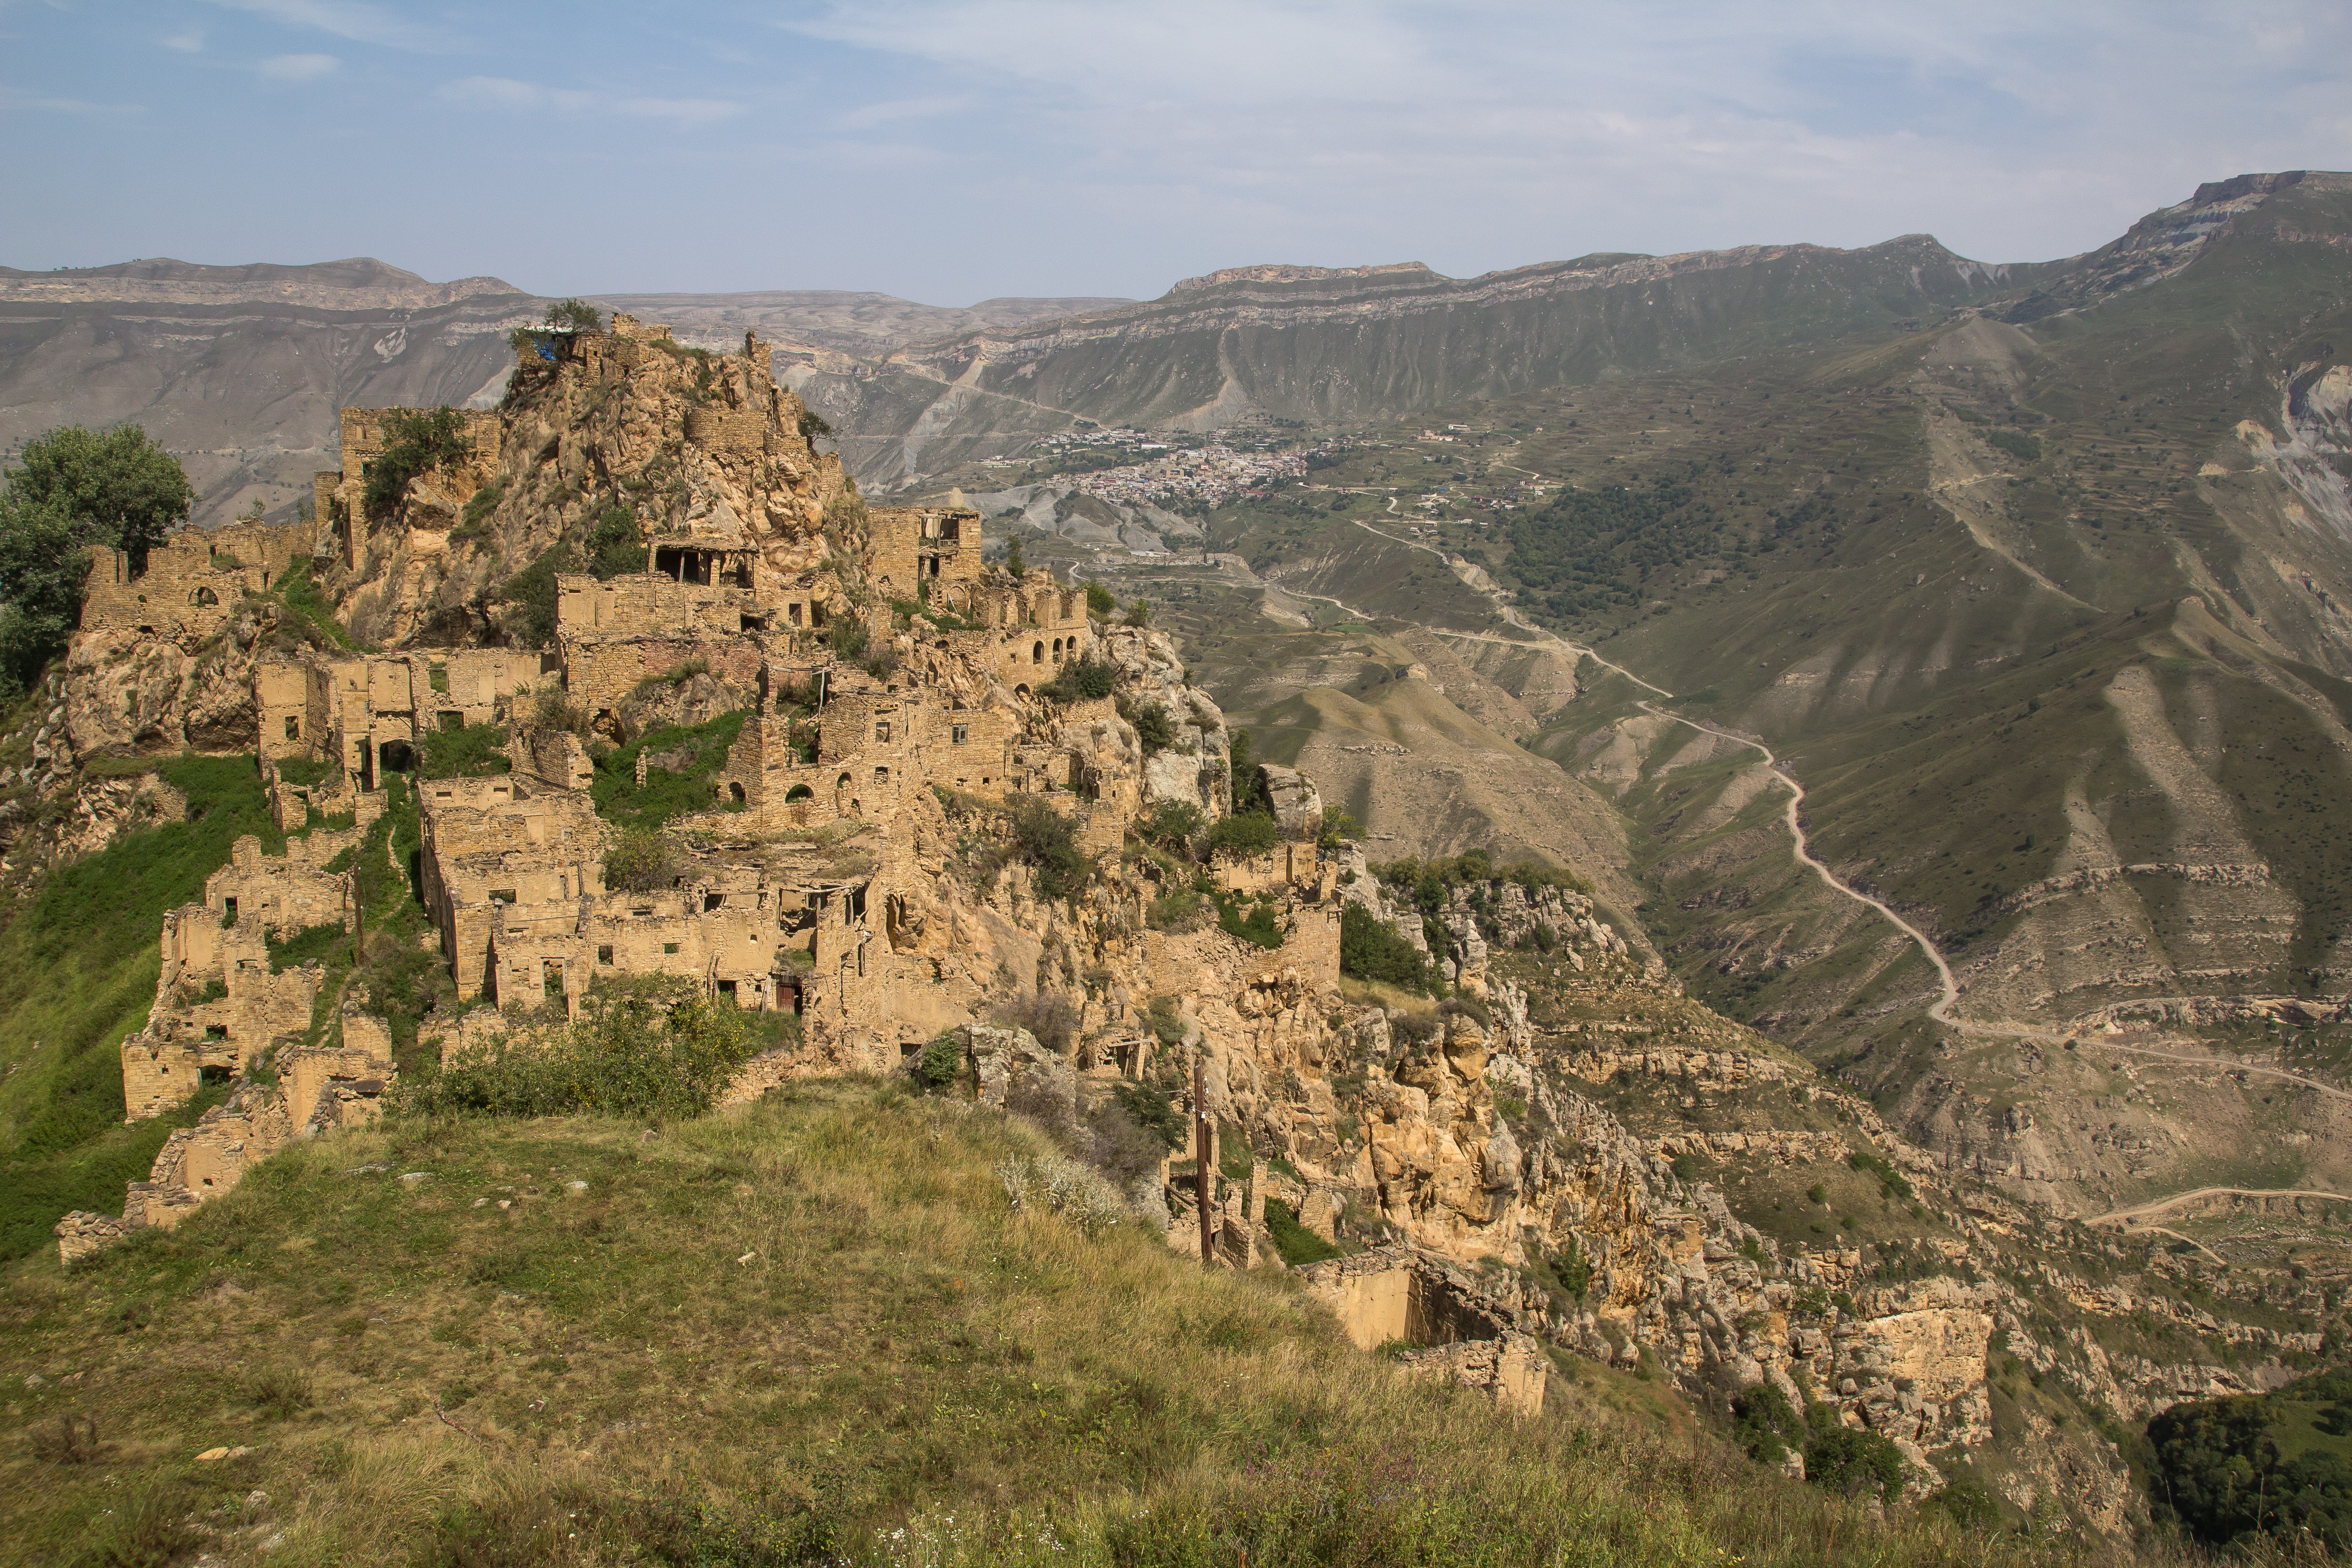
left=0, top=86, right=144, bottom=115
left=438, top=78, right=741, bottom=128
left=206, top=0, right=456, bottom=52
left=838, top=95, right=970, bottom=132
left=259, top=52, right=338, bottom=81
left=617, top=97, right=743, bottom=127
left=439, top=76, right=592, bottom=113
left=161, top=29, right=206, bottom=53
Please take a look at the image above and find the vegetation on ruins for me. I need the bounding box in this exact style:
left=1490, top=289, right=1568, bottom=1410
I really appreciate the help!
left=1115, top=692, right=1175, bottom=755
left=1226, top=725, right=1274, bottom=818
left=0, top=1081, right=2094, bottom=1567
left=507, top=298, right=603, bottom=359
left=0, top=424, right=194, bottom=691
left=1083, top=579, right=1116, bottom=617
left=0, top=755, right=277, bottom=1260
left=268, top=561, right=362, bottom=650
left=416, top=720, right=512, bottom=779
left=603, top=827, right=683, bottom=892
left=496, top=505, right=647, bottom=646
left=1036, top=654, right=1117, bottom=703
left=590, top=710, right=748, bottom=832
left=1005, top=795, right=1091, bottom=899
left=402, top=974, right=769, bottom=1120
left=361, top=406, right=471, bottom=520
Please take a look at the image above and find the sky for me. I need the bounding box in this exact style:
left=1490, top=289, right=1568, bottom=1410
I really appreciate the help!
left=3, top=0, right=2350, bottom=305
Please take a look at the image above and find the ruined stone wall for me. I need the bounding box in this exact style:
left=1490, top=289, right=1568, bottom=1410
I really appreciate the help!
left=866, top=506, right=982, bottom=601
left=560, top=636, right=765, bottom=721
left=81, top=519, right=315, bottom=639
left=418, top=785, right=606, bottom=997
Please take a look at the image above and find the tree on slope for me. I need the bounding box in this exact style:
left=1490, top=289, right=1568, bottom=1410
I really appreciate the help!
left=0, top=424, right=193, bottom=695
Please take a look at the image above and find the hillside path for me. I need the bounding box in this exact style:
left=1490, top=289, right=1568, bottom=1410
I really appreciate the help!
left=1285, top=512, right=2352, bottom=1182
left=2088, top=1186, right=2352, bottom=1225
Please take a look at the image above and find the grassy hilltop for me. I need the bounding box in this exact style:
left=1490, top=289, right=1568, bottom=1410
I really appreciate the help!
left=0, top=1081, right=2096, bottom=1568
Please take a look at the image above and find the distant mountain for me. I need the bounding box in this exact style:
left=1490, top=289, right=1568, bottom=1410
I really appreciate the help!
left=588, top=289, right=1133, bottom=362
left=0, top=261, right=1125, bottom=527
left=787, top=239, right=2072, bottom=487
left=0, top=258, right=536, bottom=526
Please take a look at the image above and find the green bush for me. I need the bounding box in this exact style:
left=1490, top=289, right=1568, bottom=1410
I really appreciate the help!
left=1847, top=1148, right=1914, bottom=1201
left=584, top=504, right=644, bottom=579
left=1039, top=657, right=1117, bottom=703
left=1111, top=1080, right=1187, bottom=1149
left=604, top=828, right=683, bottom=892
left=1137, top=799, right=1203, bottom=852
left=1200, top=811, right=1282, bottom=859
left=592, top=711, right=747, bottom=832
left=417, top=722, right=511, bottom=779
left=1083, top=581, right=1117, bottom=617
left=1984, top=429, right=2041, bottom=463
left=913, top=1033, right=965, bottom=1092
left=402, top=975, right=764, bottom=1120
left=828, top=615, right=870, bottom=661
left=499, top=543, right=578, bottom=648
left=1214, top=892, right=1283, bottom=950
left=1120, top=696, right=1175, bottom=754
left=363, top=407, right=470, bottom=519
left=1008, top=797, right=1091, bottom=899
left=1731, top=1379, right=1803, bottom=1464
left=1804, top=1417, right=1906, bottom=1502
left=1339, top=905, right=1429, bottom=991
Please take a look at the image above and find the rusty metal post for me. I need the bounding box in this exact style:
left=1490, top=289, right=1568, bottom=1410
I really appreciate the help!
left=1195, top=1052, right=1214, bottom=1268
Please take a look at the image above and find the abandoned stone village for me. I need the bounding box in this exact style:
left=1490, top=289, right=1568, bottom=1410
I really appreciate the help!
left=35, top=312, right=2292, bottom=1517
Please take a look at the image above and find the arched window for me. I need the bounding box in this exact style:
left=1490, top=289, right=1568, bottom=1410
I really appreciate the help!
left=1051, top=638, right=1063, bottom=661
left=1032, top=641, right=1044, bottom=664
left=784, top=784, right=814, bottom=803
left=728, top=781, right=747, bottom=804
left=191, top=586, right=219, bottom=606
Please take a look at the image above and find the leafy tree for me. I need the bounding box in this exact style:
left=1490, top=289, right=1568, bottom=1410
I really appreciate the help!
left=1200, top=811, right=1281, bottom=859
left=1123, top=597, right=1152, bottom=626
left=1008, top=797, right=1091, bottom=898
left=1039, top=656, right=1117, bottom=703
left=604, top=829, right=684, bottom=892
left=584, top=504, right=644, bottom=579
left=1137, top=798, right=1203, bottom=853
left=545, top=298, right=603, bottom=333
left=0, top=496, right=87, bottom=696
left=1004, top=534, right=1026, bottom=578
left=0, top=425, right=195, bottom=692
left=1228, top=728, right=1274, bottom=818
left=1318, top=804, right=1361, bottom=852
left=1083, top=580, right=1116, bottom=617
left=1119, top=696, right=1175, bottom=755
left=4, top=423, right=192, bottom=567
left=1803, top=1416, right=1906, bottom=1502
left=363, top=407, right=471, bottom=519
left=797, top=407, right=833, bottom=443
left=1339, top=904, right=1429, bottom=991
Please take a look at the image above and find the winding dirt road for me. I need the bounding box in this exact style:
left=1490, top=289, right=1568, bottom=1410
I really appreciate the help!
left=1265, top=516, right=2352, bottom=1224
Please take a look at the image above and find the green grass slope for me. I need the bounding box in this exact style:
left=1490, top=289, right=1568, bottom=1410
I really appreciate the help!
left=1, top=1083, right=2089, bottom=1568
left=0, top=756, right=283, bottom=1263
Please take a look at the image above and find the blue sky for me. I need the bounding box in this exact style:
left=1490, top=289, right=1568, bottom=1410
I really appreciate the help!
left=4, top=0, right=2349, bottom=304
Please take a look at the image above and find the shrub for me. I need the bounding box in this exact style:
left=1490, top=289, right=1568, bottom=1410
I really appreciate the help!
left=499, top=542, right=578, bottom=647
left=363, top=407, right=471, bottom=519
left=1083, top=580, right=1116, bottom=617
left=1214, top=892, right=1283, bottom=950
left=1227, top=728, right=1274, bottom=818
left=1804, top=1417, right=1906, bottom=1502
left=1111, top=1080, right=1187, bottom=1149
left=418, top=721, right=512, bottom=779
left=1137, top=799, right=1203, bottom=852
left=996, top=1153, right=1126, bottom=1237
left=912, top=1032, right=964, bottom=1092
left=1340, top=904, right=1429, bottom=990
left=797, top=407, right=833, bottom=442
left=1318, top=804, right=1361, bottom=852
left=1121, top=696, right=1175, bottom=754
left=28, top=1412, right=103, bottom=1464
left=242, top=1365, right=314, bottom=1420
left=828, top=615, right=870, bottom=661
left=1200, top=811, right=1281, bottom=859
left=1123, top=598, right=1152, bottom=626
left=604, top=828, right=683, bottom=892
left=991, top=991, right=1078, bottom=1057
left=402, top=975, right=764, bottom=1120
left=1847, top=1147, right=1914, bottom=1201
left=1985, top=429, right=2041, bottom=463
left=1731, top=1380, right=1803, bottom=1464
left=1039, top=657, right=1117, bottom=703
left=1008, top=797, right=1091, bottom=898
left=584, top=504, right=643, bottom=579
